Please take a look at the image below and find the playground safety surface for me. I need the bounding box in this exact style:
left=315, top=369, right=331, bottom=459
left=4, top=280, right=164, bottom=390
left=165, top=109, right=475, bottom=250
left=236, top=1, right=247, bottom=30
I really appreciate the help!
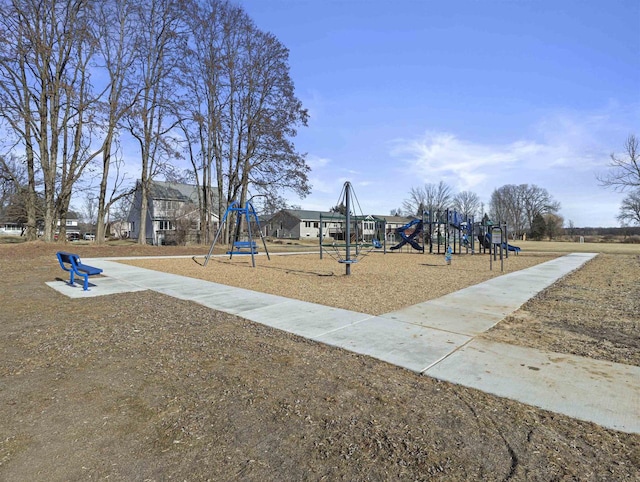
left=48, top=252, right=639, bottom=434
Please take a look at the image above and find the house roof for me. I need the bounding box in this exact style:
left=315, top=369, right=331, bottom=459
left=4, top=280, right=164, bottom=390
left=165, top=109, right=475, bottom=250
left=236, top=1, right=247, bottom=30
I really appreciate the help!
left=272, top=210, right=406, bottom=223
left=149, top=181, right=200, bottom=202
left=279, top=209, right=336, bottom=222
left=377, top=215, right=412, bottom=224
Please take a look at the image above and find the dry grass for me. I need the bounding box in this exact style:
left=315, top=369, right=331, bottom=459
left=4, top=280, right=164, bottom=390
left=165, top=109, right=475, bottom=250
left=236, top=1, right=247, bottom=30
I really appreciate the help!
left=515, top=240, right=640, bottom=254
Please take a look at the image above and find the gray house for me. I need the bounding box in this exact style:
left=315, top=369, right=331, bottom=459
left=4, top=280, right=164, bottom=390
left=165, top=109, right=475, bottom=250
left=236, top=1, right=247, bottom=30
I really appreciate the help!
left=128, top=181, right=218, bottom=245
left=265, top=209, right=398, bottom=242
left=263, top=209, right=343, bottom=240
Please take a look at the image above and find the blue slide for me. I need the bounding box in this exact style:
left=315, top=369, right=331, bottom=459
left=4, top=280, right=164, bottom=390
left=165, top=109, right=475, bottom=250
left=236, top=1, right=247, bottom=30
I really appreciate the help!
left=481, top=233, right=521, bottom=253
left=503, top=242, right=521, bottom=253
left=390, top=219, right=424, bottom=252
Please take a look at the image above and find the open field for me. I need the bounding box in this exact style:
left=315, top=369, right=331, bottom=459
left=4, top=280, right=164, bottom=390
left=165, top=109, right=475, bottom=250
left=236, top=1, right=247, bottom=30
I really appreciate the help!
left=0, top=241, right=638, bottom=480
left=515, top=239, right=640, bottom=254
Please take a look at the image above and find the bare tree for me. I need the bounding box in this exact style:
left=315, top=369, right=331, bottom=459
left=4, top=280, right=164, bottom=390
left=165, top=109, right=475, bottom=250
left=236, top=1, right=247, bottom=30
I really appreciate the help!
left=0, top=1, right=43, bottom=239
left=617, top=189, right=640, bottom=226
left=180, top=0, right=309, bottom=244
left=452, top=190, right=481, bottom=219
left=424, top=181, right=453, bottom=217
left=401, top=186, right=427, bottom=216
left=175, top=0, right=223, bottom=243
left=93, top=0, right=141, bottom=244
left=402, top=181, right=453, bottom=217
left=566, top=219, right=576, bottom=239
left=490, top=185, right=522, bottom=236
left=490, top=184, right=560, bottom=238
left=0, top=0, right=103, bottom=242
left=521, top=184, right=560, bottom=231
left=125, top=0, right=186, bottom=244
left=0, top=154, right=45, bottom=230
left=0, top=155, right=24, bottom=214
left=598, top=134, right=640, bottom=191
left=82, top=193, right=98, bottom=226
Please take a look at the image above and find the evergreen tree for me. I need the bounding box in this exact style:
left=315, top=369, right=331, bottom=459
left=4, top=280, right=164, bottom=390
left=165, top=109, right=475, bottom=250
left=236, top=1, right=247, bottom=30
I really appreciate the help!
left=530, top=213, right=546, bottom=240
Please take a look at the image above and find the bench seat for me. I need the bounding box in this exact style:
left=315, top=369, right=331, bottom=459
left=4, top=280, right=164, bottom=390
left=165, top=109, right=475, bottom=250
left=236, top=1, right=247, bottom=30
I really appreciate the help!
left=56, top=251, right=103, bottom=291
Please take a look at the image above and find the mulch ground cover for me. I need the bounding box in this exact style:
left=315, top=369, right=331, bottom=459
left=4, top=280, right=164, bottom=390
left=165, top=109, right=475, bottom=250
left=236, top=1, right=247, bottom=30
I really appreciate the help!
left=0, top=241, right=638, bottom=480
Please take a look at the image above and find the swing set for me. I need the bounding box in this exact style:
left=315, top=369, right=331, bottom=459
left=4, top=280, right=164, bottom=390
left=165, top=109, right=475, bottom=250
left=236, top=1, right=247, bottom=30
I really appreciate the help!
left=204, top=200, right=270, bottom=268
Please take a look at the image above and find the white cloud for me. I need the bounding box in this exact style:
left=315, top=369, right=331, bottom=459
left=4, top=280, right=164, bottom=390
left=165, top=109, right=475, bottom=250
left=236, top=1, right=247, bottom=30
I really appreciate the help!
left=306, top=154, right=331, bottom=169
left=390, top=132, right=541, bottom=190
left=389, top=103, right=636, bottom=195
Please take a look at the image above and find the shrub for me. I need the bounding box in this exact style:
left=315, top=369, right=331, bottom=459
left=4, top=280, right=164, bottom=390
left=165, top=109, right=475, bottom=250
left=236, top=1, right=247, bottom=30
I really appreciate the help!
left=622, top=235, right=640, bottom=244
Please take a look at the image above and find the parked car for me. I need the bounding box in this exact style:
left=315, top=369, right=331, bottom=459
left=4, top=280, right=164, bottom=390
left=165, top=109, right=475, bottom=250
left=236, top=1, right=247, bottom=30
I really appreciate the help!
left=83, top=233, right=95, bottom=241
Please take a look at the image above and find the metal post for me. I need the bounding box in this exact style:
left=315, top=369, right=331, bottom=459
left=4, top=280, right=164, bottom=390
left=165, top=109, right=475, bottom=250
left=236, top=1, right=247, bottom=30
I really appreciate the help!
left=245, top=203, right=256, bottom=268
left=319, top=213, right=323, bottom=259
left=204, top=202, right=235, bottom=266
left=345, top=182, right=351, bottom=275
left=383, top=219, right=387, bottom=254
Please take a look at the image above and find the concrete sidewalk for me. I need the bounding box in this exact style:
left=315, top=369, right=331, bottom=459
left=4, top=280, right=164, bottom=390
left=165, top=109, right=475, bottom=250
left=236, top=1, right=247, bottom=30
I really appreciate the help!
left=47, top=252, right=639, bottom=434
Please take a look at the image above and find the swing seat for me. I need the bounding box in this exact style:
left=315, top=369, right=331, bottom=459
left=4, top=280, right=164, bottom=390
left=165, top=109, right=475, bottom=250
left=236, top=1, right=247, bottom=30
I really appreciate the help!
left=228, top=240, right=258, bottom=255
left=233, top=241, right=257, bottom=250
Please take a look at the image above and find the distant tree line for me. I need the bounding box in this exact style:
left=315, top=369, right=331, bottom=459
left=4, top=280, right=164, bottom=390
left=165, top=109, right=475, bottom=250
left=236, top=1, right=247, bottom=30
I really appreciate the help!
left=566, top=226, right=640, bottom=237
left=398, top=181, right=562, bottom=240
left=0, top=0, right=309, bottom=243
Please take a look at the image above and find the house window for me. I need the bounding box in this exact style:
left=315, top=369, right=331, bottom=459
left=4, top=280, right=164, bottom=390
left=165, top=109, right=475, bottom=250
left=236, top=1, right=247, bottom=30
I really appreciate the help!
left=158, top=220, right=174, bottom=230
left=313, top=222, right=319, bottom=228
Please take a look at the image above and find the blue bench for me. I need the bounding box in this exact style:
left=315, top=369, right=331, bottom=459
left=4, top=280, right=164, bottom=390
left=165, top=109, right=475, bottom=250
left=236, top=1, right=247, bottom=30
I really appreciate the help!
left=56, top=251, right=103, bottom=291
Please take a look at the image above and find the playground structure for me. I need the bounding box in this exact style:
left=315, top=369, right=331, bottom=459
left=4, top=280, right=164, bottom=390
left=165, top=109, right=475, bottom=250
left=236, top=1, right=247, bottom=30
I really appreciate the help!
left=388, top=209, right=523, bottom=262
left=426, top=209, right=475, bottom=255
left=319, top=181, right=384, bottom=275
left=204, top=200, right=270, bottom=268
left=475, top=218, right=521, bottom=255
left=389, top=218, right=425, bottom=252
left=389, top=209, right=475, bottom=255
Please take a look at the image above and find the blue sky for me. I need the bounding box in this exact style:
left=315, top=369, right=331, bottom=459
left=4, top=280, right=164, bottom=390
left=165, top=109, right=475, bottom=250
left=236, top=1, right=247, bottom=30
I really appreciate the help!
left=237, top=0, right=640, bottom=227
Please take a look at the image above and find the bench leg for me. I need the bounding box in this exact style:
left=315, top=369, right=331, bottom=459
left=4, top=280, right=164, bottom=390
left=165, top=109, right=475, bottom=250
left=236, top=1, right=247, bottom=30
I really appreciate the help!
left=69, top=270, right=75, bottom=287
left=83, top=274, right=89, bottom=291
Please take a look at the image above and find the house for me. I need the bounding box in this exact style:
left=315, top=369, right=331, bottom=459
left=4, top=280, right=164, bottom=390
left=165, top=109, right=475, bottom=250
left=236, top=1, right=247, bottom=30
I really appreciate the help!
left=108, top=220, right=132, bottom=239
left=56, top=211, right=81, bottom=240
left=264, top=209, right=344, bottom=240
left=128, top=181, right=218, bottom=245
left=0, top=221, right=22, bottom=236
left=264, top=209, right=397, bottom=243
left=380, top=215, right=414, bottom=243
